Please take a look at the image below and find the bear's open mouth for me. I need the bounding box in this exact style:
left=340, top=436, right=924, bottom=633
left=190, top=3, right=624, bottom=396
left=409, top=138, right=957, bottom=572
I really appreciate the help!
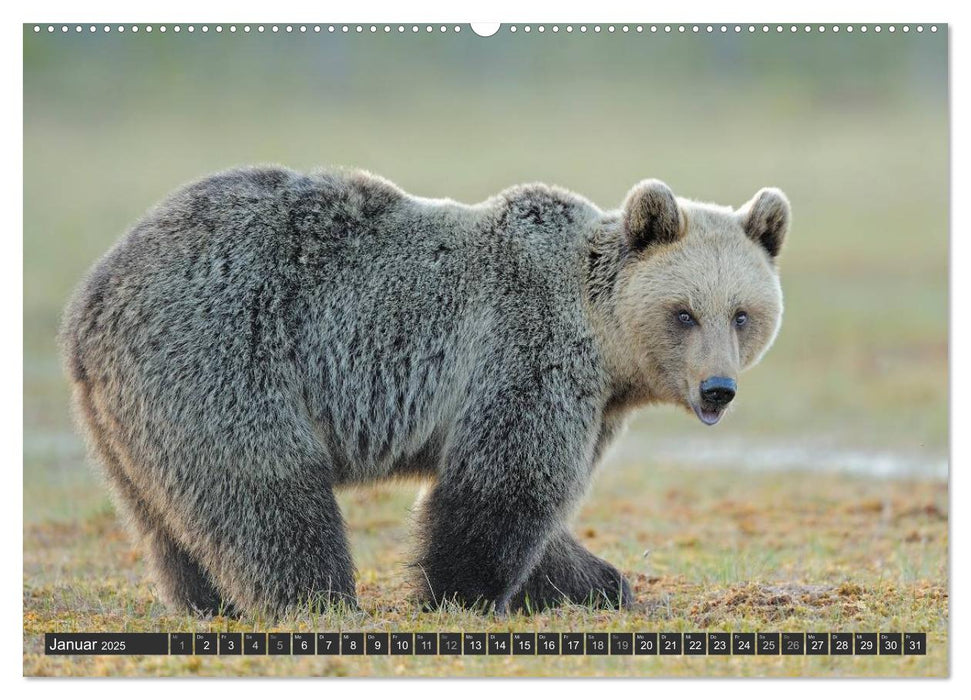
left=692, top=403, right=724, bottom=426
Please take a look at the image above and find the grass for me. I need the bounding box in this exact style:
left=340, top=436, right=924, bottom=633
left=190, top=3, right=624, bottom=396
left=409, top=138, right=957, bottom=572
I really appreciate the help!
left=23, top=460, right=948, bottom=677
left=22, top=30, right=948, bottom=677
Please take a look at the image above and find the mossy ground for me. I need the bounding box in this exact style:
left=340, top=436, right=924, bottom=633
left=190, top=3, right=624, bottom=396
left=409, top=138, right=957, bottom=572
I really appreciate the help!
left=24, top=461, right=948, bottom=677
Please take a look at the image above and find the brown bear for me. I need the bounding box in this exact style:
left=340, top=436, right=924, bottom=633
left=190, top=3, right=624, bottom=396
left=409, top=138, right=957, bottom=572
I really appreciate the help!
left=60, top=167, right=789, bottom=617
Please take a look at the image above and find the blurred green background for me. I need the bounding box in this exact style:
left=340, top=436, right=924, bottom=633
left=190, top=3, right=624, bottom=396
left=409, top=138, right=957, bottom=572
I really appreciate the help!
left=24, top=26, right=948, bottom=525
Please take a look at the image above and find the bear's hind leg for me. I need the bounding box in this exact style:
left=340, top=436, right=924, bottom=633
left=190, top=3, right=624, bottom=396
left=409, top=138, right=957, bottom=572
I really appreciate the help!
left=143, top=527, right=239, bottom=617
left=96, top=441, right=234, bottom=616
left=77, top=386, right=234, bottom=616
left=202, top=475, right=357, bottom=618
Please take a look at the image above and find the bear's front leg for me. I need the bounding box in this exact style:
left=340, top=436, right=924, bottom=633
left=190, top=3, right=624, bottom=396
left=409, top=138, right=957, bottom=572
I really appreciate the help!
left=414, top=392, right=597, bottom=613
left=510, top=529, right=633, bottom=611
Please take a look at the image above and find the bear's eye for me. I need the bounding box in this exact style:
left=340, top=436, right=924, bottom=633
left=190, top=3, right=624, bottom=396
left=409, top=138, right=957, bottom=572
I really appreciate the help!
left=676, top=310, right=697, bottom=327
left=734, top=311, right=749, bottom=327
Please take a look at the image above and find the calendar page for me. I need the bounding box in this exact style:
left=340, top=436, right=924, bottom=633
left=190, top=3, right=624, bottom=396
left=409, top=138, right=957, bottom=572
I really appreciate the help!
left=22, top=18, right=948, bottom=678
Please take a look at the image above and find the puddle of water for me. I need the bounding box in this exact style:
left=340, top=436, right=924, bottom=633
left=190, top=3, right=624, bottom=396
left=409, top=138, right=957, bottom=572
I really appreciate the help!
left=607, top=433, right=948, bottom=481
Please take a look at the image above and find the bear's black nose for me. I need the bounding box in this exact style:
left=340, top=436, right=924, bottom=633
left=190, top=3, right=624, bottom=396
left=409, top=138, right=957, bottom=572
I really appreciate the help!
left=700, top=377, right=736, bottom=406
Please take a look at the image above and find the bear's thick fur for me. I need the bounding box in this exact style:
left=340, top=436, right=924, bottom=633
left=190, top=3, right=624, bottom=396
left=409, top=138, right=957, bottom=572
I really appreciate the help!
left=60, top=167, right=789, bottom=617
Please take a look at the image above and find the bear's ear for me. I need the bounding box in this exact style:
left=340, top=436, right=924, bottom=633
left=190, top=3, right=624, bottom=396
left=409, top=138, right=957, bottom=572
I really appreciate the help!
left=737, top=187, right=790, bottom=259
left=622, top=179, right=684, bottom=251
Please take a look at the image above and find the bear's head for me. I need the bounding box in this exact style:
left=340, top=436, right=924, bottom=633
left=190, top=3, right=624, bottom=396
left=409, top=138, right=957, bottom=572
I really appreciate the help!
left=604, top=180, right=789, bottom=426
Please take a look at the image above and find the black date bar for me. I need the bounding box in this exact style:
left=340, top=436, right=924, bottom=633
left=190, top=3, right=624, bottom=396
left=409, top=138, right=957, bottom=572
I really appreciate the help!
left=45, top=633, right=169, bottom=655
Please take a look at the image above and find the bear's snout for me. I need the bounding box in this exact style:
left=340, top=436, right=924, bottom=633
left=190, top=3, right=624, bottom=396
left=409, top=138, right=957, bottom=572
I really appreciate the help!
left=700, top=376, right=736, bottom=407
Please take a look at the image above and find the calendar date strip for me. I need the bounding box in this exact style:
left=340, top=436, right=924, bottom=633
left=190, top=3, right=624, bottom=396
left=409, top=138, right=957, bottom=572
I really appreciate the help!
left=44, top=631, right=927, bottom=656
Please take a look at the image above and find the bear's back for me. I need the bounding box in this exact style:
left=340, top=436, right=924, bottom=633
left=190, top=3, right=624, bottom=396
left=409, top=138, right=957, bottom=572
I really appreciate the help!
left=61, top=167, right=604, bottom=485
left=62, top=168, right=590, bottom=483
